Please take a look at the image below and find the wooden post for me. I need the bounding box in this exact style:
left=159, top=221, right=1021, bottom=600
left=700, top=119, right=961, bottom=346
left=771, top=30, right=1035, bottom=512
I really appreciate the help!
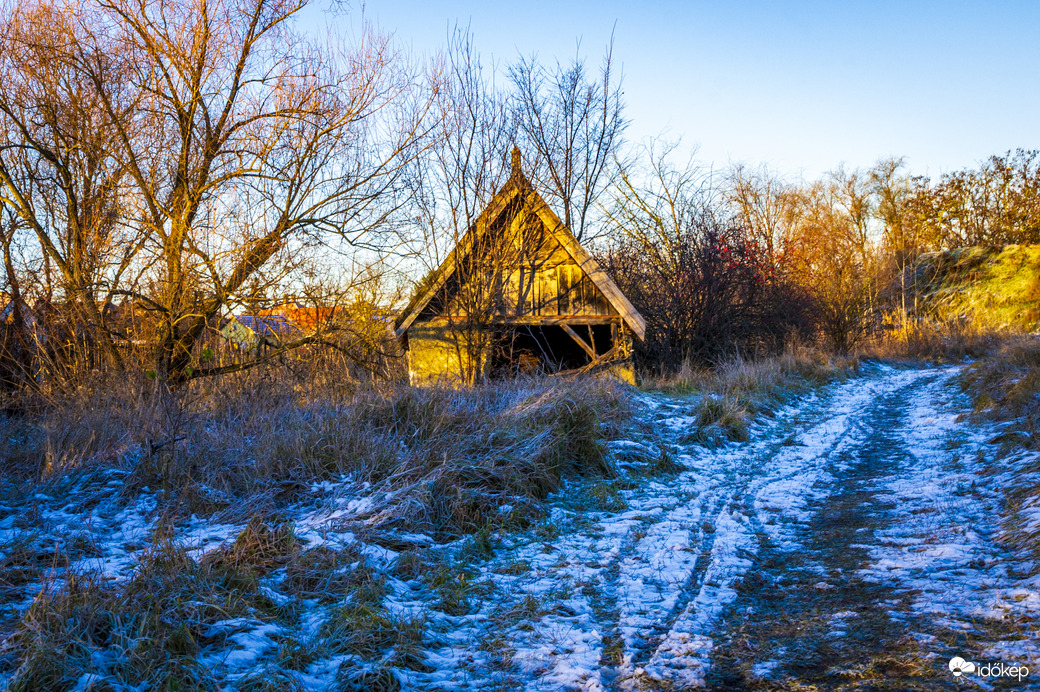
left=561, top=323, right=596, bottom=358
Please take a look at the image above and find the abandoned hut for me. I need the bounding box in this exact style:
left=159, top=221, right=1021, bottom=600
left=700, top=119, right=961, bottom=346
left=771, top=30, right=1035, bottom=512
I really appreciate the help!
left=395, top=148, right=646, bottom=384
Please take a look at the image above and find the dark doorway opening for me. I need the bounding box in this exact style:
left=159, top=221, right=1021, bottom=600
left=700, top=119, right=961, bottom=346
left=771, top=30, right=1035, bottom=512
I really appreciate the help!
left=486, top=323, right=615, bottom=378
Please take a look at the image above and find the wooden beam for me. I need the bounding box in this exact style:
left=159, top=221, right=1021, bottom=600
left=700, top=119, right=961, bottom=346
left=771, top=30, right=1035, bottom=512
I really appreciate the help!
left=561, top=323, right=596, bottom=358
left=411, top=315, right=621, bottom=327
left=508, top=315, right=619, bottom=326
left=585, top=346, right=620, bottom=370
left=549, top=346, right=623, bottom=378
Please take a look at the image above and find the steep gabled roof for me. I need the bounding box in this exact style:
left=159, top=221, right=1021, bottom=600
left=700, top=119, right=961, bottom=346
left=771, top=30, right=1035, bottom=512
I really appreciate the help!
left=395, top=157, right=646, bottom=341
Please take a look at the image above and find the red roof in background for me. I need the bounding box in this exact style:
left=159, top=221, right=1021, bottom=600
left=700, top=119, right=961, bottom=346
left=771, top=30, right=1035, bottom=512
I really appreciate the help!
left=257, top=302, right=336, bottom=331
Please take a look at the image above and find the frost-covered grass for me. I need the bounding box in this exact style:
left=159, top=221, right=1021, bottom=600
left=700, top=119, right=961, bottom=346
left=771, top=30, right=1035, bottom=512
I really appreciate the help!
left=960, top=336, right=1040, bottom=568
left=961, top=335, right=1040, bottom=441
left=378, top=365, right=927, bottom=690
left=0, top=373, right=627, bottom=531
left=0, top=373, right=632, bottom=690
left=4, top=350, right=1036, bottom=690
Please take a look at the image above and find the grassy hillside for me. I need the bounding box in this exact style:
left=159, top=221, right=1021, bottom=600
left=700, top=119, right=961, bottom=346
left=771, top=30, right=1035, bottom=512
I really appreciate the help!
left=914, top=245, right=1040, bottom=331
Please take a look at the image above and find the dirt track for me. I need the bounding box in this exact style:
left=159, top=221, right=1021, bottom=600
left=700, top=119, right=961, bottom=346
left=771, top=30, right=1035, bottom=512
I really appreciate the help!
left=414, top=365, right=1040, bottom=690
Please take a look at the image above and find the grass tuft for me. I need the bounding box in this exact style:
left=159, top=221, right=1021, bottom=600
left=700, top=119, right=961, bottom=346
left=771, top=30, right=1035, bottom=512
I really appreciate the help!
left=652, top=343, right=853, bottom=446
left=282, top=544, right=364, bottom=602
left=202, top=516, right=300, bottom=579
left=6, top=534, right=257, bottom=691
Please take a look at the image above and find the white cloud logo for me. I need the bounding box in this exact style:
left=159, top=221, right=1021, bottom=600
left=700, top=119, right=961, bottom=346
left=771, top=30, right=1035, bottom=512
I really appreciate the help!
left=949, top=656, right=976, bottom=677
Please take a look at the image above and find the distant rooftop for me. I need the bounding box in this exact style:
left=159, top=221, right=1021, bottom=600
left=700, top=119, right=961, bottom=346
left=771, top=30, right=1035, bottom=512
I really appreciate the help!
left=236, top=315, right=298, bottom=338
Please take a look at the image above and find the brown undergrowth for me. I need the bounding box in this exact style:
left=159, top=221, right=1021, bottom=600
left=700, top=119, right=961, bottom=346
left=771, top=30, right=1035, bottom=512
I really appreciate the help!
left=0, top=369, right=628, bottom=533
left=647, top=343, right=857, bottom=445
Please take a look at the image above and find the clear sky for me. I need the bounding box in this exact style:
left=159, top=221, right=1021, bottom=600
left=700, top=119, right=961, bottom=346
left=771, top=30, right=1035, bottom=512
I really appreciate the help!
left=310, top=0, right=1040, bottom=181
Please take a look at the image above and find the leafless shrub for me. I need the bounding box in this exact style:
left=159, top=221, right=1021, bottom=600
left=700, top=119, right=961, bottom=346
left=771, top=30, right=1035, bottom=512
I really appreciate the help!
left=603, top=146, right=813, bottom=374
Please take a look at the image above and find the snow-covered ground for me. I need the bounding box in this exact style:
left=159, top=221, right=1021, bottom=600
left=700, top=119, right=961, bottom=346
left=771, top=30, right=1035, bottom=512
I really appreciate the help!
left=406, top=364, right=1040, bottom=689
left=2, top=363, right=1038, bottom=690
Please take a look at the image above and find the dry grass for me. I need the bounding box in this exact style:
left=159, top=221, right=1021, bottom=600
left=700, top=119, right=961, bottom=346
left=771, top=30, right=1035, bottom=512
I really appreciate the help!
left=558, top=478, right=632, bottom=514
left=4, top=523, right=428, bottom=690
left=914, top=245, right=1040, bottom=333
left=0, top=369, right=628, bottom=534
left=957, top=336, right=1040, bottom=566
left=282, top=543, right=365, bottom=602
left=856, top=311, right=1012, bottom=363
left=960, top=335, right=1040, bottom=436
left=200, top=517, right=301, bottom=587
left=7, top=533, right=258, bottom=691
left=650, top=343, right=855, bottom=444
left=343, top=380, right=625, bottom=539
left=863, top=245, right=1040, bottom=363
left=0, top=344, right=891, bottom=688
left=655, top=342, right=851, bottom=400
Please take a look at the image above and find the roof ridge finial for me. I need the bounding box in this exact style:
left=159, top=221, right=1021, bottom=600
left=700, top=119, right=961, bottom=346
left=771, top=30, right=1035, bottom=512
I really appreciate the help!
left=511, top=145, right=522, bottom=177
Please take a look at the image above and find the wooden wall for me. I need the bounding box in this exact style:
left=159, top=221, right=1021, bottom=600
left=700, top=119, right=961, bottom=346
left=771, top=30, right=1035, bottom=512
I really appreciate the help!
left=438, top=211, right=615, bottom=320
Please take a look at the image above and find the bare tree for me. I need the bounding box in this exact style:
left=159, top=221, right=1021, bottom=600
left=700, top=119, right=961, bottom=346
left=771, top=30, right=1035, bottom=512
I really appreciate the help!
left=914, top=149, right=1040, bottom=249
left=406, top=28, right=635, bottom=383
left=409, top=28, right=517, bottom=383
left=827, top=165, right=882, bottom=323
left=788, top=181, right=873, bottom=352
left=0, top=0, right=142, bottom=371
left=0, top=203, right=36, bottom=389
left=728, top=163, right=799, bottom=266
left=509, top=37, right=626, bottom=242
left=7, top=0, right=432, bottom=384
left=869, top=157, right=921, bottom=323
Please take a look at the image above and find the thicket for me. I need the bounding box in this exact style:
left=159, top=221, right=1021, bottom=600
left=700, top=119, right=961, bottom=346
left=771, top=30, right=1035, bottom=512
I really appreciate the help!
left=604, top=209, right=814, bottom=371
left=602, top=150, right=1040, bottom=374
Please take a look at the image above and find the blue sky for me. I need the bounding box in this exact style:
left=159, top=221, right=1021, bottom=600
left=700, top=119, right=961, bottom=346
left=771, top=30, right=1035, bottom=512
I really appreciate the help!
left=310, top=1, right=1039, bottom=180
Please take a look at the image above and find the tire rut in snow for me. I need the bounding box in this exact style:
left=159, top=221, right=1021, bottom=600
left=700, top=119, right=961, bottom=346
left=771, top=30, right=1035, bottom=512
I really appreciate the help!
left=622, top=491, right=722, bottom=674
left=625, top=373, right=897, bottom=689
left=412, top=368, right=996, bottom=691
left=706, top=370, right=972, bottom=690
